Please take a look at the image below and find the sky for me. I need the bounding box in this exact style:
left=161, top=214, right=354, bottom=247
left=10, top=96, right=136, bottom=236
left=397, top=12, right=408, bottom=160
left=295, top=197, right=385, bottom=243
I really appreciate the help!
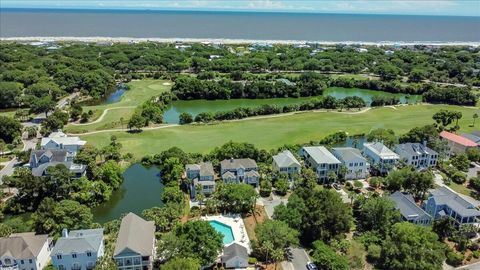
left=1, top=0, right=480, bottom=16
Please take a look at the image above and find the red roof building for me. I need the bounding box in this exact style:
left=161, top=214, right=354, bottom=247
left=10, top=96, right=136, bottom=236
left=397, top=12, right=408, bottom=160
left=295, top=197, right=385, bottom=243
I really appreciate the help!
left=440, top=130, right=478, bottom=154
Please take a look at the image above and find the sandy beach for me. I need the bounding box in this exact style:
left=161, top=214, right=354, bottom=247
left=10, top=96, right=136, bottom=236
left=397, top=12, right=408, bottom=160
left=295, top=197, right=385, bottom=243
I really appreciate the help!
left=1, top=36, right=479, bottom=46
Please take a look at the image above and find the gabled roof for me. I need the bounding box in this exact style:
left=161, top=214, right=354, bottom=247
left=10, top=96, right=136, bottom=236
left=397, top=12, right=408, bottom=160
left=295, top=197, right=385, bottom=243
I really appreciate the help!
left=30, top=149, right=69, bottom=164
left=440, top=131, right=477, bottom=147
left=113, top=213, right=155, bottom=258
left=186, top=162, right=214, bottom=177
left=363, top=142, right=399, bottom=159
left=0, top=233, right=49, bottom=259
left=430, top=186, right=480, bottom=217
left=390, top=191, right=431, bottom=220
left=395, top=143, right=438, bottom=156
left=301, top=146, right=341, bottom=165
left=52, top=229, right=104, bottom=255
left=41, top=132, right=86, bottom=148
left=220, top=158, right=257, bottom=171
left=222, top=171, right=236, bottom=179
left=332, top=147, right=366, bottom=163
left=273, top=150, right=301, bottom=168
left=221, top=243, right=248, bottom=262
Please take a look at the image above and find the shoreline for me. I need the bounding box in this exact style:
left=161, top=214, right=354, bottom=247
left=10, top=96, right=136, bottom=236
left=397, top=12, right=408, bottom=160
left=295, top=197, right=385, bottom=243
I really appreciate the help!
left=1, top=36, right=479, bottom=46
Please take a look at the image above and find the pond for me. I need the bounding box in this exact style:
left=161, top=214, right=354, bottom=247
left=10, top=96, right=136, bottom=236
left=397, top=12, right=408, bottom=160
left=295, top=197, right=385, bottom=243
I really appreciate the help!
left=162, top=87, right=422, bottom=124
left=92, top=163, right=164, bottom=224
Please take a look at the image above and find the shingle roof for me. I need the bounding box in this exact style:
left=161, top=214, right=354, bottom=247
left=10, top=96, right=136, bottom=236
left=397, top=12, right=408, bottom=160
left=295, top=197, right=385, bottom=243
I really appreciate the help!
left=301, top=146, right=341, bottom=165
left=221, top=243, right=248, bottom=262
left=52, top=229, right=104, bottom=254
left=273, top=150, right=301, bottom=168
left=395, top=143, right=438, bottom=156
left=461, top=133, right=480, bottom=144
left=41, top=132, right=86, bottom=148
left=332, top=147, right=366, bottom=162
left=440, top=131, right=477, bottom=147
left=220, top=158, right=257, bottom=171
left=113, top=213, right=155, bottom=257
left=390, top=191, right=431, bottom=220
left=186, top=162, right=214, bottom=177
left=0, top=233, right=49, bottom=259
left=363, top=142, right=399, bottom=159
left=30, top=149, right=68, bottom=164
left=430, top=186, right=480, bottom=217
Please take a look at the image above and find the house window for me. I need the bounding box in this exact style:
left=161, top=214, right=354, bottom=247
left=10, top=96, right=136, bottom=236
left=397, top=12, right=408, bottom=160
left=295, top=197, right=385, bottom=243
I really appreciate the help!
left=21, top=260, right=24, bottom=264
left=87, top=252, right=92, bottom=257
left=56, top=255, right=62, bottom=260
left=29, top=259, right=32, bottom=264
left=4, top=259, right=11, bottom=265
left=72, top=253, right=77, bottom=258
left=134, top=258, right=141, bottom=265
left=349, top=163, right=353, bottom=167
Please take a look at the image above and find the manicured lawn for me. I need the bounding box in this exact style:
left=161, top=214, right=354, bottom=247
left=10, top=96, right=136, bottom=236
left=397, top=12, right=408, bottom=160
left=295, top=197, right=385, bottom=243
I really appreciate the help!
left=65, top=79, right=171, bottom=132
left=448, top=182, right=473, bottom=197
left=79, top=104, right=479, bottom=158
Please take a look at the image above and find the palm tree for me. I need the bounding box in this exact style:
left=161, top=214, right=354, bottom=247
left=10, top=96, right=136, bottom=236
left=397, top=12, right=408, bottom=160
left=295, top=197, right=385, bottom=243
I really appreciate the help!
left=473, top=113, right=478, bottom=127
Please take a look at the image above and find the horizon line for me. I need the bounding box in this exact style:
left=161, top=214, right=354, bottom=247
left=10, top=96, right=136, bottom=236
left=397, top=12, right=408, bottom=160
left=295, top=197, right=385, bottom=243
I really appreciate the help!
left=1, top=7, right=478, bottom=18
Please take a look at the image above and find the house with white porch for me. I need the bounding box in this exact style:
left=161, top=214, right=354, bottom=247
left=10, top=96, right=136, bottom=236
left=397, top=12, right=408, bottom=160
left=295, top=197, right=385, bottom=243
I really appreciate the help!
left=0, top=232, right=51, bottom=270
left=272, top=150, right=301, bottom=177
left=41, top=130, right=86, bottom=154
left=363, top=142, right=399, bottom=174
left=332, top=147, right=369, bottom=180
left=394, top=142, right=438, bottom=169
left=299, top=146, right=341, bottom=183
left=185, top=162, right=216, bottom=198
left=220, top=158, right=259, bottom=187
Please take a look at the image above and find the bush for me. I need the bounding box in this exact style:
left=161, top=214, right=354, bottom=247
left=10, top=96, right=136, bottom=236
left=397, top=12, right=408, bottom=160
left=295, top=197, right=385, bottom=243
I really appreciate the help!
left=366, top=244, right=382, bottom=263
left=446, top=251, right=464, bottom=266
left=472, top=250, right=480, bottom=259
left=260, top=180, right=272, bottom=197
left=248, top=257, right=257, bottom=264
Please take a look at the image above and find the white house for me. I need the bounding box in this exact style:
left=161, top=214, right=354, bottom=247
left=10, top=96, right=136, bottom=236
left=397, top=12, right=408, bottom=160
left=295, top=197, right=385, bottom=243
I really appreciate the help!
left=363, top=142, right=399, bottom=174
left=299, top=146, right=341, bottom=183
left=0, top=232, right=51, bottom=270
left=41, top=130, right=86, bottom=154
left=395, top=142, right=438, bottom=169
left=113, top=213, right=156, bottom=270
left=272, top=150, right=301, bottom=177
left=51, top=229, right=104, bottom=270
left=332, top=147, right=369, bottom=180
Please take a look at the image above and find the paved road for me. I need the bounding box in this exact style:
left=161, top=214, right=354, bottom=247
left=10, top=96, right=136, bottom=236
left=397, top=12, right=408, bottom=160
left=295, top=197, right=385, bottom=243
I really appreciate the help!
left=0, top=138, right=38, bottom=184
left=282, top=247, right=311, bottom=270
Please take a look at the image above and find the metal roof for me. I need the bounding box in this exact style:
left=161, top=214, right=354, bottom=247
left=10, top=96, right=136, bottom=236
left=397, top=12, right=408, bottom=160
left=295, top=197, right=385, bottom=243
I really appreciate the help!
left=301, top=146, right=341, bottom=165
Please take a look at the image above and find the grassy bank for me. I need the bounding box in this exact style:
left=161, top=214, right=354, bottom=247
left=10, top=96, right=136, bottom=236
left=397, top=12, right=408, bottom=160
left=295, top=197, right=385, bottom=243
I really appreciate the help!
left=65, top=79, right=171, bottom=133
left=79, top=104, right=479, bottom=157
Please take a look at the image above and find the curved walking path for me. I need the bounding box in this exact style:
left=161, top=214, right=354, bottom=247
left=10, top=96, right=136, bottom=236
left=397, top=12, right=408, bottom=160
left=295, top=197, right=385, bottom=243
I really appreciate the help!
left=70, top=106, right=136, bottom=126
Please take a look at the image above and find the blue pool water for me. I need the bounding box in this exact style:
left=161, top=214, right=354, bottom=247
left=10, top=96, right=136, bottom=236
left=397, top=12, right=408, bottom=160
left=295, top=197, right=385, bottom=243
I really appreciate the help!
left=209, top=220, right=235, bottom=245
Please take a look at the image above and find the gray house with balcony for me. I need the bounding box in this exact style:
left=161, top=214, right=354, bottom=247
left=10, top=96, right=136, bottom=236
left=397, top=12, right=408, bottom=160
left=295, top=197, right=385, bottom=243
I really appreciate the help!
left=220, top=158, right=259, bottom=187
left=394, top=142, right=438, bottom=169
left=51, top=229, right=104, bottom=270
left=299, top=146, right=341, bottom=183
left=390, top=191, right=432, bottom=226
left=272, top=150, right=301, bottom=178
left=332, top=147, right=369, bottom=180
left=185, top=162, right=215, bottom=198
left=29, top=150, right=87, bottom=178
left=424, top=186, right=480, bottom=226
left=113, top=213, right=155, bottom=270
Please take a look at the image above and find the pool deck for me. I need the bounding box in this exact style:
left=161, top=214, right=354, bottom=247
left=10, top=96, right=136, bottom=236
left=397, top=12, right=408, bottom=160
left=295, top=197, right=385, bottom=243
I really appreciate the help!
left=202, top=214, right=252, bottom=254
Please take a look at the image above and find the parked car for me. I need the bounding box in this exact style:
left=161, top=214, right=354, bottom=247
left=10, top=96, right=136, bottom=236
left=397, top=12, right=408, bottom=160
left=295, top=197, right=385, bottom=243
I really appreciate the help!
left=306, top=262, right=318, bottom=270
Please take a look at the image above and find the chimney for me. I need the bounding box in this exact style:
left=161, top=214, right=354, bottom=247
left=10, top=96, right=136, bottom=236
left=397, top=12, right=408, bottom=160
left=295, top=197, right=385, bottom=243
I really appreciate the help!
left=423, top=140, right=427, bottom=147
left=62, top=228, right=68, bottom=238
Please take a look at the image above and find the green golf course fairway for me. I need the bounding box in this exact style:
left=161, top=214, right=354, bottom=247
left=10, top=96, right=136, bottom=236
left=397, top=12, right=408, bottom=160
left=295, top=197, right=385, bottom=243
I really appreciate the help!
left=80, top=104, right=479, bottom=157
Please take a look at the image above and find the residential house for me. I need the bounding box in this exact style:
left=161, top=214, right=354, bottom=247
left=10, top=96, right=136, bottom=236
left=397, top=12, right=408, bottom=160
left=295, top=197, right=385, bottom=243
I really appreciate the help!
left=424, top=186, right=480, bottom=225
left=440, top=130, right=478, bottom=155
left=220, top=243, right=249, bottom=269
left=272, top=150, right=301, bottom=177
left=332, top=147, right=369, bottom=180
left=220, top=158, right=259, bottom=187
left=185, top=162, right=215, bottom=198
left=299, top=146, right=341, bottom=183
left=363, top=142, right=399, bottom=174
left=41, top=130, right=86, bottom=154
left=0, top=232, right=51, bottom=270
left=390, top=191, right=432, bottom=226
left=29, top=150, right=87, bottom=178
left=113, top=213, right=156, bottom=270
left=51, top=229, right=104, bottom=270
left=394, top=142, right=438, bottom=169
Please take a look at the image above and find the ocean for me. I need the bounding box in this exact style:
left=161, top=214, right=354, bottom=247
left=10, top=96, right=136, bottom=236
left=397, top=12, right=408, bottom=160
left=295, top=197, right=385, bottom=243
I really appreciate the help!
left=1, top=8, right=479, bottom=43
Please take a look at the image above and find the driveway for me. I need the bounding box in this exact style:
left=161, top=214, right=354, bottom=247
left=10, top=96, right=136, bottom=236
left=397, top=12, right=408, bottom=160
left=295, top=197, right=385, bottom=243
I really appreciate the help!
left=257, top=194, right=288, bottom=219
left=282, top=247, right=311, bottom=270
left=468, top=163, right=480, bottom=180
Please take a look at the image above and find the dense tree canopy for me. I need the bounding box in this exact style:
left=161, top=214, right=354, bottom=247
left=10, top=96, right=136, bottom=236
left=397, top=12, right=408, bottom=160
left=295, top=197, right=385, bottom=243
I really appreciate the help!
left=0, top=116, right=22, bottom=144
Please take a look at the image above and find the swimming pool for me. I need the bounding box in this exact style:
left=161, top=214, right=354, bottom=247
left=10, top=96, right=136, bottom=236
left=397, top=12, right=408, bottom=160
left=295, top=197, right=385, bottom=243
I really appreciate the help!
left=209, top=220, right=235, bottom=245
